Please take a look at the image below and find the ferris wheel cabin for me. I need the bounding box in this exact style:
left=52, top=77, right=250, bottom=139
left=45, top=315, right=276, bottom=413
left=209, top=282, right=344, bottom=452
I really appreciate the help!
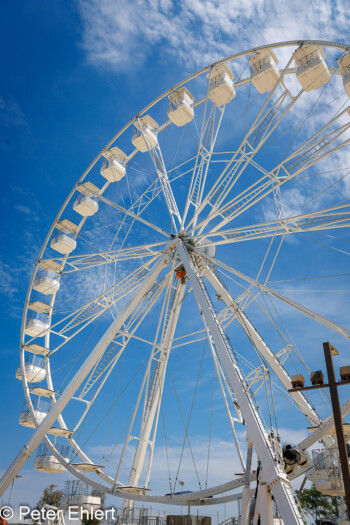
left=249, top=49, right=280, bottom=93
left=50, top=233, right=76, bottom=254
left=208, top=64, right=236, bottom=106
left=167, top=87, right=195, bottom=126
left=33, top=270, right=60, bottom=295
left=309, top=448, right=348, bottom=496
left=16, top=355, right=46, bottom=383
left=24, top=312, right=50, bottom=338
left=338, top=53, right=350, bottom=97
left=132, top=115, right=158, bottom=152
left=62, top=480, right=102, bottom=510
left=100, top=146, right=127, bottom=182
left=18, top=400, right=49, bottom=428
left=294, top=44, right=331, bottom=91
left=34, top=443, right=70, bottom=474
left=73, top=194, right=99, bottom=217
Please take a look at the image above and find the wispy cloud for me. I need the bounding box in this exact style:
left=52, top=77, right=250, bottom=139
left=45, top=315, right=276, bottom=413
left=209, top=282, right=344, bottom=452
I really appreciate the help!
left=76, top=0, right=349, bottom=72
left=0, top=187, right=49, bottom=316
left=0, top=96, right=27, bottom=128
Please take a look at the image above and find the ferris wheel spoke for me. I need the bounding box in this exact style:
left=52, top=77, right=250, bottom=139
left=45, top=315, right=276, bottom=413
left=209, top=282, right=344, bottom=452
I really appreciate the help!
left=191, top=107, right=350, bottom=235
left=69, top=270, right=172, bottom=434
left=125, top=156, right=196, bottom=221
left=178, top=242, right=304, bottom=524
left=54, top=241, right=169, bottom=273
left=2, top=249, right=173, bottom=497
left=203, top=323, right=245, bottom=470
left=12, top=41, right=350, bottom=517
left=128, top=177, right=162, bottom=216
left=94, top=193, right=171, bottom=238
left=194, top=248, right=350, bottom=340
left=46, top=255, right=163, bottom=354
left=181, top=94, right=225, bottom=230
left=189, top=53, right=299, bottom=229
left=195, top=204, right=350, bottom=247
left=115, top=272, right=186, bottom=494
left=204, top=268, right=335, bottom=449
left=137, top=119, right=182, bottom=231
left=297, top=397, right=350, bottom=452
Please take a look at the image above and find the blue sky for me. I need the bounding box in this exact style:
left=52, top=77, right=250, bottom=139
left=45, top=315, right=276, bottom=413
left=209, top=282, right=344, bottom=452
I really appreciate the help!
left=1, top=0, right=350, bottom=520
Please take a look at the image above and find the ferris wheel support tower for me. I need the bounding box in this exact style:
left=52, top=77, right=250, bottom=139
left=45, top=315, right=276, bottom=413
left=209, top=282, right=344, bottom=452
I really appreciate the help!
left=3, top=40, right=350, bottom=525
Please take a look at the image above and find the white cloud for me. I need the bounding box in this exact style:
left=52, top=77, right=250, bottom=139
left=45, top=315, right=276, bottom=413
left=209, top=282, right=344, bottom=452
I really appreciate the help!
left=15, top=204, right=31, bottom=215
left=0, top=96, right=27, bottom=128
left=76, top=0, right=349, bottom=72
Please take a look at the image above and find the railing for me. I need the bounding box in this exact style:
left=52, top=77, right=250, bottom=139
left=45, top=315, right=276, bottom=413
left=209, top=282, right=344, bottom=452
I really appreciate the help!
left=217, top=518, right=238, bottom=525
left=37, top=443, right=70, bottom=458
left=21, top=399, right=50, bottom=415
left=64, top=479, right=103, bottom=497
left=75, top=193, right=96, bottom=205
left=117, top=517, right=166, bottom=525
left=251, top=55, right=275, bottom=74
left=26, top=310, right=50, bottom=323
left=210, top=72, right=232, bottom=88
left=35, top=269, right=59, bottom=280
left=24, top=354, right=46, bottom=367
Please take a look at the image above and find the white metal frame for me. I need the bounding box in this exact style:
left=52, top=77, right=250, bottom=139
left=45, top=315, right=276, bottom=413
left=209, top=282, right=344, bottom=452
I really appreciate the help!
left=2, top=40, right=350, bottom=524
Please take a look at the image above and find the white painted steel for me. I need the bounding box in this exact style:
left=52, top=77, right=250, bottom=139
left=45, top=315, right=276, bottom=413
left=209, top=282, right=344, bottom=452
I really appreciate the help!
left=25, top=318, right=50, bottom=337
left=6, top=40, right=350, bottom=519
left=204, top=269, right=335, bottom=449
left=73, top=195, right=99, bottom=217
left=178, top=242, right=304, bottom=524
left=294, top=45, right=331, bottom=91
left=0, top=249, right=172, bottom=497
left=33, top=274, right=60, bottom=295
left=121, top=276, right=187, bottom=515
left=50, top=233, right=77, bottom=254
left=249, top=49, right=280, bottom=93
left=338, top=53, right=350, bottom=97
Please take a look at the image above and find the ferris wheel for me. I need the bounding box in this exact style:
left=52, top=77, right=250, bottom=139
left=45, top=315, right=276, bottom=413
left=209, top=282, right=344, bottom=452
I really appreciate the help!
left=2, top=39, right=350, bottom=524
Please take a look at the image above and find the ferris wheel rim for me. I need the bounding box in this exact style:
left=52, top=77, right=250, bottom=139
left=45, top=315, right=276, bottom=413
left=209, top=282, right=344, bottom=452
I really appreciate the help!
left=18, top=38, right=350, bottom=505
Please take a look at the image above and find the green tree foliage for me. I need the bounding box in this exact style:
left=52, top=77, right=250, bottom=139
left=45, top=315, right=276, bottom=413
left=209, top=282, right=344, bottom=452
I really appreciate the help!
left=296, top=484, right=338, bottom=522
left=81, top=513, right=101, bottom=525
left=37, top=484, right=63, bottom=509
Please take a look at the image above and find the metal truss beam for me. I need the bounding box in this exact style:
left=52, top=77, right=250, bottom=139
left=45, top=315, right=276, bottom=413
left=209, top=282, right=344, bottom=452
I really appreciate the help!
left=178, top=242, right=303, bottom=524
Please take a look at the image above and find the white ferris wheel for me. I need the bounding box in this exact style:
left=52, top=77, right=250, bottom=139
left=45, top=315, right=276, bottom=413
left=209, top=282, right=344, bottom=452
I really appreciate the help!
left=2, top=40, right=350, bottom=524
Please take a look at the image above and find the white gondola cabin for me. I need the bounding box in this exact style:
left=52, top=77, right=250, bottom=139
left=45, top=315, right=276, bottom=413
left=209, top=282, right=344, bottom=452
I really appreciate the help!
left=132, top=115, right=158, bottom=152
left=50, top=233, right=76, bottom=254
left=16, top=355, right=46, bottom=383
left=197, top=239, right=216, bottom=259
left=62, top=480, right=102, bottom=510
left=168, top=87, right=194, bottom=126
left=34, top=443, right=70, bottom=473
left=338, top=53, right=350, bottom=97
left=294, top=45, right=330, bottom=92
left=100, top=146, right=127, bottom=182
left=249, top=49, right=280, bottom=93
left=309, top=448, right=345, bottom=496
left=33, top=270, right=60, bottom=295
left=25, top=312, right=50, bottom=338
left=208, top=64, right=236, bottom=106
left=73, top=194, right=99, bottom=217
left=19, top=400, right=49, bottom=428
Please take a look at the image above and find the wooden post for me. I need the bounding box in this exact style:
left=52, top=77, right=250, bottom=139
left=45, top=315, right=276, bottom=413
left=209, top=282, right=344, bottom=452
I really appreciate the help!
left=323, top=342, right=350, bottom=518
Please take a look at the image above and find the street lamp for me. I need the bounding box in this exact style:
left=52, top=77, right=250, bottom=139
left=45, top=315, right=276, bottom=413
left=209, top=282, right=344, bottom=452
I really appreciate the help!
left=7, top=474, right=22, bottom=505
left=288, top=342, right=350, bottom=519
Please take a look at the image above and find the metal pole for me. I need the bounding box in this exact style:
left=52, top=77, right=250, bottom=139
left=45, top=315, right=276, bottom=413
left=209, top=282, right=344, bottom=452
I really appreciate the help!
left=0, top=251, right=171, bottom=498
left=240, top=444, right=253, bottom=525
left=323, top=342, right=350, bottom=518
left=178, top=242, right=303, bottom=524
